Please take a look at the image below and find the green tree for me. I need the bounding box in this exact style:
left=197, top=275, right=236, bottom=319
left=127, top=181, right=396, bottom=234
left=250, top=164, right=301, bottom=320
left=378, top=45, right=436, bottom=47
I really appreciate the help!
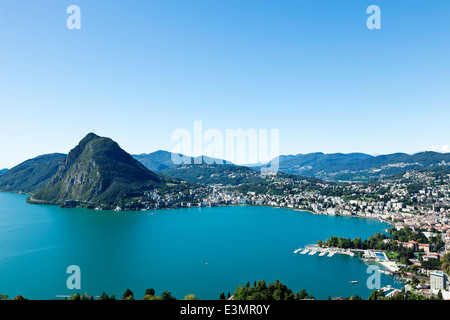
left=352, top=237, right=362, bottom=249
left=70, top=293, right=81, bottom=300
left=440, top=253, right=450, bottom=274
left=232, top=280, right=313, bottom=301
left=145, top=288, right=155, bottom=296
left=80, top=293, right=90, bottom=300
left=273, top=289, right=283, bottom=300
left=368, top=290, right=384, bottom=301
left=99, top=291, right=115, bottom=300
left=122, top=288, right=134, bottom=300
left=161, top=291, right=176, bottom=300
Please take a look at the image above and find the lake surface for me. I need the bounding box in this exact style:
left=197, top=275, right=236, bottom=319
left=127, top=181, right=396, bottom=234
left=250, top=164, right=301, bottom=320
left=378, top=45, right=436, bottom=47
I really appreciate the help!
left=0, top=193, right=402, bottom=300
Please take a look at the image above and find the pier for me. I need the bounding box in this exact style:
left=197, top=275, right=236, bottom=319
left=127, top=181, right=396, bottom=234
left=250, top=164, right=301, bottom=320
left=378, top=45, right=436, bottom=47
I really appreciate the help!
left=293, top=246, right=356, bottom=258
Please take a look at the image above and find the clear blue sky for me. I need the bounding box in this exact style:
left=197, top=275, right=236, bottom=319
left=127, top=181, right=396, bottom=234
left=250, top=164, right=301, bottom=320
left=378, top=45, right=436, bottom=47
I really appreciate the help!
left=1, top=0, right=449, bottom=168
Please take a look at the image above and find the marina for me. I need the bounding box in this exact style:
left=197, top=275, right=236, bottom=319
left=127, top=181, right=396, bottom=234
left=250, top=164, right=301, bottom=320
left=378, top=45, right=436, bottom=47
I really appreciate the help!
left=293, top=245, right=405, bottom=288
left=293, top=246, right=354, bottom=259
left=294, top=246, right=385, bottom=260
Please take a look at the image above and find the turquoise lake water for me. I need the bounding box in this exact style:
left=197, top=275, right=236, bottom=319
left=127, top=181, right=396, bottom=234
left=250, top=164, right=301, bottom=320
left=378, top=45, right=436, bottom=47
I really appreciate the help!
left=0, top=193, right=402, bottom=300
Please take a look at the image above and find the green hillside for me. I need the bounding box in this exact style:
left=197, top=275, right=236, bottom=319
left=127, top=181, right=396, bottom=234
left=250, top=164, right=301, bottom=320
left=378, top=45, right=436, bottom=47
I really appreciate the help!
left=0, top=153, right=66, bottom=193
left=161, top=163, right=264, bottom=186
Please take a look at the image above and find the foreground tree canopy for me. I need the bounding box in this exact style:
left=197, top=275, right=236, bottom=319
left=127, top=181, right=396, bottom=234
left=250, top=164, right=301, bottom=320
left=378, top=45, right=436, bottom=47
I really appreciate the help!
left=231, top=280, right=314, bottom=300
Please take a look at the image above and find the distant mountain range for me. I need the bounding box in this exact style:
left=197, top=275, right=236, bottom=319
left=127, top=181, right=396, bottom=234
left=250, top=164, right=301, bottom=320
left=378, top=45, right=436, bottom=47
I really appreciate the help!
left=132, top=149, right=450, bottom=182
left=264, top=151, right=450, bottom=181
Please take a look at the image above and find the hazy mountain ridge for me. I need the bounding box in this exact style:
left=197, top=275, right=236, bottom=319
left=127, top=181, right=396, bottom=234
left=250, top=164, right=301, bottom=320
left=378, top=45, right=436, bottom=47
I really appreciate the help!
left=267, top=151, right=450, bottom=181
left=133, top=150, right=184, bottom=172
left=132, top=151, right=234, bottom=172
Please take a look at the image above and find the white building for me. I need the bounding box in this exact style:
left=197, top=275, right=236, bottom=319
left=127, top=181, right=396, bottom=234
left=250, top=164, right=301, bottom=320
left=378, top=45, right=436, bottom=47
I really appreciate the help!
left=430, top=271, right=447, bottom=291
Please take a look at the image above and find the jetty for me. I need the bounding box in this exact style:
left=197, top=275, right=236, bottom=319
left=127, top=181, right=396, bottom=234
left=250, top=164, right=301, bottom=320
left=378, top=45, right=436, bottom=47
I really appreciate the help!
left=293, top=246, right=357, bottom=259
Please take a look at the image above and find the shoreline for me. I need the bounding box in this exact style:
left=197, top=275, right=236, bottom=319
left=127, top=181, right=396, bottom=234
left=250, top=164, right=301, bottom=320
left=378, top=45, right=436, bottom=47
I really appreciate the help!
left=0, top=191, right=391, bottom=227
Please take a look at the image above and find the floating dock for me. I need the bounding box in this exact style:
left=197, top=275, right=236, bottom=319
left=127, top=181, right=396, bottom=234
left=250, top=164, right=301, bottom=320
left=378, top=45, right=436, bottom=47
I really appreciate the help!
left=294, top=246, right=358, bottom=259
left=295, top=247, right=331, bottom=257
